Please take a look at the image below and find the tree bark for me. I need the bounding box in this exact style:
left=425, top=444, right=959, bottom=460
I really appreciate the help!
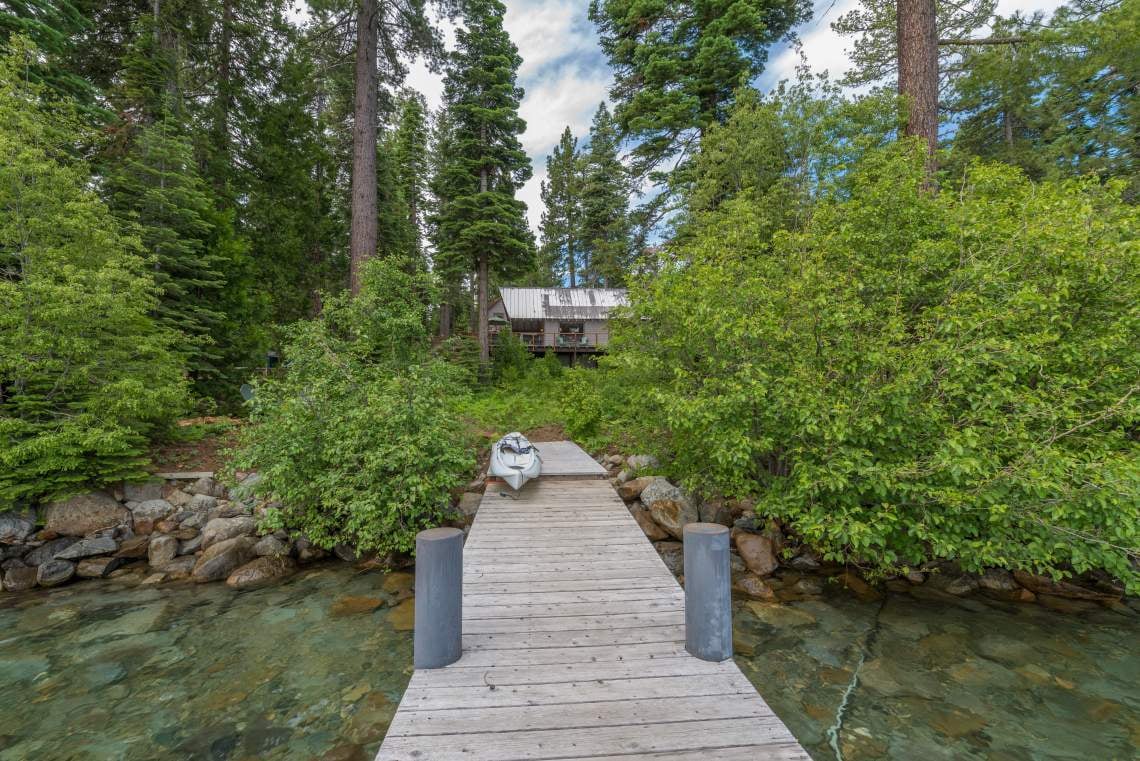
left=898, top=0, right=939, bottom=170
left=438, top=302, right=452, bottom=338
left=477, top=163, right=490, bottom=363
left=349, top=0, right=379, bottom=296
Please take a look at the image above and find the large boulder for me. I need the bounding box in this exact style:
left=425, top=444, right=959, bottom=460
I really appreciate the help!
left=148, top=535, right=179, bottom=568
left=36, top=559, right=76, bottom=587
left=131, top=500, right=175, bottom=534
left=253, top=535, right=290, bottom=558
left=641, top=479, right=698, bottom=540
left=225, top=556, right=298, bottom=590
left=191, top=536, right=256, bottom=583
left=42, top=493, right=129, bottom=537
left=0, top=511, right=35, bottom=544
left=188, top=494, right=218, bottom=512
left=632, top=510, right=669, bottom=541
left=200, top=516, right=257, bottom=549
left=3, top=564, right=38, bottom=592
left=617, top=477, right=655, bottom=503
left=734, top=533, right=778, bottom=577
left=23, top=538, right=78, bottom=566
left=54, top=536, right=118, bottom=560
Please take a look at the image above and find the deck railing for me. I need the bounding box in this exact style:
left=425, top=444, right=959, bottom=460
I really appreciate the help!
left=506, top=331, right=607, bottom=349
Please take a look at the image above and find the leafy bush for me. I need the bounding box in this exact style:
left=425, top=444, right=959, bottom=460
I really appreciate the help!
left=230, top=259, right=474, bottom=555
left=562, top=370, right=603, bottom=442
left=491, top=330, right=532, bottom=382
left=537, top=350, right=564, bottom=378
left=0, top=44, right=186, bottom=507
left=613, top=144, right=1140, bottom=590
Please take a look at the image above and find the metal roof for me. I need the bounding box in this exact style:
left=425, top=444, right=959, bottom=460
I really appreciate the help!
left=498, top=287, right=628, bottom=321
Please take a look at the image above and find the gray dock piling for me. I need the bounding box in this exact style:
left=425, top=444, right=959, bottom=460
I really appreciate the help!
left=413, top=527, right=463, bottom=669
left=683, top=522, right=733, bottom=662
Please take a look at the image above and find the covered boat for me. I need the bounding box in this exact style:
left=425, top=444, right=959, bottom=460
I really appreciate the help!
left=489, top=432, right=542, bottom=490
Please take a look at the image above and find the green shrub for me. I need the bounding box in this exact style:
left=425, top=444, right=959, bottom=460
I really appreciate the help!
left=614, top=145, right=1140, bottom=589
left=230, top=259, right=474, bottom=555
left=491, top=330, right=531, bottom=382
left=538, top=350, right=564, bottom=378
left=562, top=369, right=603, bottom=442
left=0, top=45, right=186, bottom=507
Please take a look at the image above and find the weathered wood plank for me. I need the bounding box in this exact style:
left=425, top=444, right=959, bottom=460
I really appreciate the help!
left=374, top=441, right=809, bottom=760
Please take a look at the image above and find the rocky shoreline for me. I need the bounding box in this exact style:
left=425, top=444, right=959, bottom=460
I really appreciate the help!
left=593, top=453, right=1135, bottom=616
left=0, top=473, right=335, bottom=593
left=4, top=455, right=1134, bottom=616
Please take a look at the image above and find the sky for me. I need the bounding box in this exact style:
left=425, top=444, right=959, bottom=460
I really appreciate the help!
left=404, top=0, right=1067, bottom=232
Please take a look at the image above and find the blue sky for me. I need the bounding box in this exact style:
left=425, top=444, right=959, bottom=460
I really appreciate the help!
left=404, top=0, right=1064, bottom=231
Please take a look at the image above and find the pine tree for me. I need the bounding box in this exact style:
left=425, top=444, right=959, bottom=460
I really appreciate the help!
left=579, top=103, right=632, bottom=286
left=432, top=0, right=533, bottom=363
left=392, top=91, right=430, bottom=265
left=105, top=119, right=231, bottom=387
left=539, top=126, right=582, bottom=287
left=589, top=0, right=810, bottom=226
left=0, top=0, right=95, bottom=104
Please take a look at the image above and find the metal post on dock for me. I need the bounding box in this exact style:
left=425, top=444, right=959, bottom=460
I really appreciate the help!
left=413, top=527, right=463, bottom=669
left=683, top=523, right=733, bottom=662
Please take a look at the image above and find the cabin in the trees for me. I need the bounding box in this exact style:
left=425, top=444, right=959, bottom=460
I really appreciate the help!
left=489, top=287, right=628, bottom=362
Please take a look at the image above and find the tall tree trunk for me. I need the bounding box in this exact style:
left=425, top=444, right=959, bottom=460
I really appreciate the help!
left=898, top=0, right=938, bottom=173
left=477, top=163, right=490, bottom=363
left=349, top=0, right=378, bottom=296
left=438, top=302, right=452, bottom=338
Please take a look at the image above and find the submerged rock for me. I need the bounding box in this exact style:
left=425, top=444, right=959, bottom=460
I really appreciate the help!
left=42, top=493, right=128, bottom=537
left=387, top=598, right=415, bottom=630
left=226, top=556, right=298, bottom=590
left=331, top=595, right=386, bottom=617
left=733, top=572, right=777, bottom=601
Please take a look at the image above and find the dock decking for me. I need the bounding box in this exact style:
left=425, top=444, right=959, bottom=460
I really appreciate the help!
left=375, top=442, right=809, bottom=760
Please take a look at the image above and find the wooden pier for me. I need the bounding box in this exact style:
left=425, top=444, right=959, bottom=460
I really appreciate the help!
left=375, top=442, right=809, bottom=760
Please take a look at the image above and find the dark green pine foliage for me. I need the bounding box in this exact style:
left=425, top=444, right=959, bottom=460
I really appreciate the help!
left=376, top=127, right=416, bottom=263
left=0, top=1, right=95, bottom=104
left=539, top=126, right=582, bottom=287
left=392, top=91, right=430, bottom=266
left=579, top=102, right=632, bottom=286
left=245, top=49, right=341, bottom=324
left=589, top=0, right=811, bottom=223
left=105, top=119, right=235, bottom=387
left=432, top=0, right=533, bottom=360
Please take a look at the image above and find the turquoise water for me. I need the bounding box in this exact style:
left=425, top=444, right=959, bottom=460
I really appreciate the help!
left=734, top=589, right=1140, bottom=760
left=0, top=567, right=413, bottom=761
left=2, top=566, right=1137, bottom=760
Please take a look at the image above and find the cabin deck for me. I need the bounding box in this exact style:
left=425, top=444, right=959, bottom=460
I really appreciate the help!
left=375, top=443, right=809, bottom=760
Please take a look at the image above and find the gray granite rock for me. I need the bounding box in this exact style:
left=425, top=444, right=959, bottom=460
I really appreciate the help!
left=3, top=564, right=38, bottom=591
left=148, top=535, right=179, bottom=568
left=24, top=538, right=79, bottom=566
left=192, top=536, right=256, bottom=582
left=36, top=559, right=76, bottom=586
left=201, top=516, right=257, bottom=549
left=54, top=536, right=118, bottom=560
left=123, top=479, right=164, bottom=502
left=0, top=511, right=35, bottom=544
left=253, top=535, right=290, bottom=557
left=42, top=493, right=129, bottom=537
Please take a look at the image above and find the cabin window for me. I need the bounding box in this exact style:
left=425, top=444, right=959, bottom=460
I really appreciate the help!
left=559, top=322, right=584, bottom=334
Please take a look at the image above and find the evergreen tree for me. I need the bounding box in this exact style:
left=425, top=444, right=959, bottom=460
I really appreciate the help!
left=392, top=91, right=430, bottom=265
left=376, top=127, right=416, bottom=262
left=539, top=126, right=582, bottom=287
left=432, top=0, right=532, bottom=363
left=0, top=41, right=185, bottom=504
left=0, top=0, right=94, bottom=104
left=589, top=0, right=811, bottom=226
left=579, top=103, right=632, bottom=286
left=105, top=119, right=234, bottom=388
